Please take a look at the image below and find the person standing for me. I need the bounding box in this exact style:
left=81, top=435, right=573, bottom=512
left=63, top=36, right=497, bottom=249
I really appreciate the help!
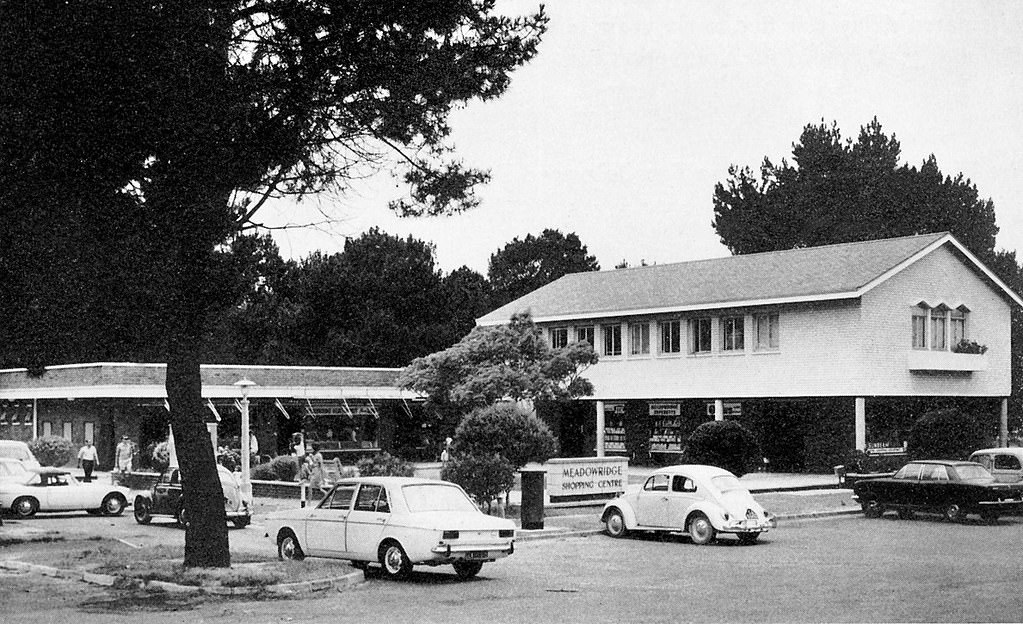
left=115, top=435, right=134, bottom=473
left=77, top=440, right=99, bottom=482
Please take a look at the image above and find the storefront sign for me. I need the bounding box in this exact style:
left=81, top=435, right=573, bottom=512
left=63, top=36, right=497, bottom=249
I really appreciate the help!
left=866, top=441, right=906, bottom=456
left=649, top=402, right=681, bottom=416
left=546, top=457, right=629, bottom=499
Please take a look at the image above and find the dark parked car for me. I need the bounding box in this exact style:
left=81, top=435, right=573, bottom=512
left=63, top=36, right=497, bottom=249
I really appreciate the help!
left=133, top=465, right=251, bottom=528
left=853, top=460, right=1023, bottom=522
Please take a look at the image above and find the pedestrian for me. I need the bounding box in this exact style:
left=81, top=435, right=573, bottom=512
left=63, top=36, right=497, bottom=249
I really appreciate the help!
left=308, top=444, right=327, bottom=493
left=115, top=435, right=134, bottom=474
left=77, top=440, right=99, bottom=482
left=440, top=437, right=453, bottom=464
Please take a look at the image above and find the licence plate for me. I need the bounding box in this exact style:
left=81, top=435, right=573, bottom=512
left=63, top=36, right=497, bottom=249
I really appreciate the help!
left=466, top=551, right=488, bottom=560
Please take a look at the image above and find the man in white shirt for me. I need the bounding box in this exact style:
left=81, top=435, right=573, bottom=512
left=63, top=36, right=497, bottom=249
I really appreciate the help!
left=77, top=440, right=99, bottom=482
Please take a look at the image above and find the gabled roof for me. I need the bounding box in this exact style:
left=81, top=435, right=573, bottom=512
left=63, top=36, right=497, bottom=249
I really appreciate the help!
left=477, top=232, right=1023, bottom=326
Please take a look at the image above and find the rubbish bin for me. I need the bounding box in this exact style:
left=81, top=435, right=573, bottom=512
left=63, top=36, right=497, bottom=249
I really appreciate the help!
left=519, top=467, right=546, bottom=530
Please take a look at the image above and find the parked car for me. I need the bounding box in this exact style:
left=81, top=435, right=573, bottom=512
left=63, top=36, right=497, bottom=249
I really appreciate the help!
left=133, top=464, right=251, bottom=528
left=264, top=476, right=516, bottom=580
left=0, top=440, right=41, bottom=470
left=968, top=448, right=1023, bottom=483
left=0, top=458, right=30, bottom=482
left=852, top=460, right=1023, bottom=522
left=600, top=464, right=776, bottom=545
left=0, top=467, right=129, bottom=517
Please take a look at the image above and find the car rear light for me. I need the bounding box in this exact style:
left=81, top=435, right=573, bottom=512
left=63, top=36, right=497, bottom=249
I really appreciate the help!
left=499, top=529, right=514, bottom=538
left=442, top=530, right=460, bottom=540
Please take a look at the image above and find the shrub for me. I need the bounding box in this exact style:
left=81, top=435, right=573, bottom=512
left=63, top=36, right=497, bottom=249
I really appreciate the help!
left=149, top=441, right=171, bottom=472
left=356, top=452, right=415, bottom=477
left=441, top=454, right=515, bottom=513
left=907, top=408, right=988, bottom=460
left=680, top=420, right=761, bottom=477
left=251, top=455, right=300, bottom=481
left=29, top=436, right=75, bottom=467
left=454, top=403, right=558, bottom=470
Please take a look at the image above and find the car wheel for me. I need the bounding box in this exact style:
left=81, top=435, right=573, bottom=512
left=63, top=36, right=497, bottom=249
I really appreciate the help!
left=133, top=498, right=152, bottom=524
left=862, top=499, right=884, bottom=518
left=379, top=541, right=413, bottom=580
left=278, top=530, right=304, bottom=561
left=232, top=517, right=250, bottom=529
left=102, top=494, right=126, bottom=516
left=688, top=513, right=716, bottom=546
left=176, top=505, right=190, bottom=529
left=452, top=560, right=484, bottom=580
left=604, top=509, right=628, bottom=538
left=737, top=532, right=760, bottom=545
left=12, top=496, right=39, bottom=518
left=897, top=508, right=915, bottom=521
left=944, top=504, right=964, bottom=523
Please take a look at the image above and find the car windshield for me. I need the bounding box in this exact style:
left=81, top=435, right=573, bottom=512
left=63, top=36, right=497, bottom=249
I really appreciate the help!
left=711, top=475, right=743, bottom=492
left=402, top=484, right=478, bottom=513
left=954, top=464, right=992, bottom=481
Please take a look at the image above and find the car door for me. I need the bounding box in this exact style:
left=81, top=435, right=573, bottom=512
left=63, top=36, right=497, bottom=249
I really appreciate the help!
left=633, top=474, right=671, bottom=527
left=152, top=469, right=181, bottom=514
left=40, top=473, right=77, bottom=510
left=345, top=484, right=391, bottom=560
left=305, top=484, right=357, bottom=556
left=916, top=464, right=950, bottom=508
left=666, top=474, right=701, bottom=529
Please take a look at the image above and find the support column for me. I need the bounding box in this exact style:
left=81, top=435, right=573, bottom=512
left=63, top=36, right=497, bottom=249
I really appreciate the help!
left=855, top=397, right=866, bottom=451
left=1000, top=398, right=1009, bottom=448
left=207, top=422, right=218, bottom=454
left=595, top=400, right=605, bottom=458
left=714, top=399, right=724, bottom=421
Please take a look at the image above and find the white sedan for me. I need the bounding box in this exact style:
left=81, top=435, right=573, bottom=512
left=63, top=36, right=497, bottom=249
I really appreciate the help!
left=264, top=477, right=516, bottom=580
left=0, top=468, right=130, bottom=517
left=601, top=464, right=776, bottom=545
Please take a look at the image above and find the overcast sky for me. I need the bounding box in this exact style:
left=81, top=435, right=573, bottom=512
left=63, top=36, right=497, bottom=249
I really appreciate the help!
left=261, top=0, right=1023, bottom=275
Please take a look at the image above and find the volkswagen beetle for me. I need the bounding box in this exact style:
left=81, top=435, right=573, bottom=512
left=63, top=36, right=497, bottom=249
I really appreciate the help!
left=600, top=464, right=775, bottom=545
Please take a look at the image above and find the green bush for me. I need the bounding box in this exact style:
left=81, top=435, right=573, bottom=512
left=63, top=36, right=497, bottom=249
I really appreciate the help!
left=680, top=420, right=761, bottom=477
left=252, top=455, right=300, bottom=481
left=907, top=408, right=988, bottom=460
left=454, top=403, right=558, bottom=470
left=29, top=436, right=75, bottom=467
left=441, top=454, right=515, bottom=513
left=356, top=452, right=415, bottom=477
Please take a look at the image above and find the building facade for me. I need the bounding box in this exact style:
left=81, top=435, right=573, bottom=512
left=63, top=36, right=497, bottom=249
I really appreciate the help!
left=477, top=233, right=1023, bottom=471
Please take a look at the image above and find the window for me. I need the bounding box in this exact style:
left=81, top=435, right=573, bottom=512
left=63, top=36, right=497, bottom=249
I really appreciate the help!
left=950, top=308, right=967, bottom=346
left=644, top=474, right=670, bottom=492
left=575, top=326, right=595, bottom=346
left=62, top=422, right=72, bottom=440
left=995, top=454, right=1022, bottom=471
left=689, top=317, right=712, bottom=354
left=753, top=313, right=779, bottom=351
left=931, top=305, right=948, bottom=350
left=354, top=484, right=385, bottom=512
left=629, top=322, right=650, bottom=355
left=84, top=422, right=94, bottom=443
left=721, top=316, right=744, bottom=351
left=42, top=422, right=53, bottom=437
left=326, top=484, right=357, bottom=510
left=912, top=307, right=928, bottom=349
left=602, top=324, right=622, bottom=356
left=550, top=327, right=569, bottom=349
left=660, top=320, right=681, bottom=354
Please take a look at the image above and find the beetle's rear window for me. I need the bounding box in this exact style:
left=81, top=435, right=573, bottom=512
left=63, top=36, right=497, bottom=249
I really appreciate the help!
left=711, top=475, right=742, bottom=492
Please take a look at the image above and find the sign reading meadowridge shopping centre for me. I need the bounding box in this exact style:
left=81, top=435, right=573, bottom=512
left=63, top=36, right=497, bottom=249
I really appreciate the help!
left=546, top=457, right=629, bottom=501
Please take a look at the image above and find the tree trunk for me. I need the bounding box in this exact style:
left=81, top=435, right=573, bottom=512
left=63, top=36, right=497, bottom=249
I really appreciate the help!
left=167, top=352, right=230, bottom=568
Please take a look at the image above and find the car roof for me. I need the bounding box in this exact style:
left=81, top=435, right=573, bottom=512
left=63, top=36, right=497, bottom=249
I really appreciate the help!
left=651, top=464, right=736, bottom=478
left=906, top=460, right=981, bottom=466
left=970, top=447, right=1023, bottom=456
left=335, top=476, right=452, bottom=487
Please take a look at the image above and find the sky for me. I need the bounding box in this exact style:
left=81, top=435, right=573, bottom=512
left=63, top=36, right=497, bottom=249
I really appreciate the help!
left=261, top=1, right=1023, bottom=275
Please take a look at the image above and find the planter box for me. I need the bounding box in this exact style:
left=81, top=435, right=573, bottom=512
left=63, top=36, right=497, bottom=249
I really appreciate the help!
left=907, top=350, right=988, bottom=372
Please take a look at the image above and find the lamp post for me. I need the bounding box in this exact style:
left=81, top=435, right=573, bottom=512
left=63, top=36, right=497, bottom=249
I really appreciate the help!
left=234, top=378, right=257, bottom=500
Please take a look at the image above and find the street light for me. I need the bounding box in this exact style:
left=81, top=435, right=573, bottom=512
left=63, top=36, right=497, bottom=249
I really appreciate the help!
left=234, top=378, right=258, bottom=500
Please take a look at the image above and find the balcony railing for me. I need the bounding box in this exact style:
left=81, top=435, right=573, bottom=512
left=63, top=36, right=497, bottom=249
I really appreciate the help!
left=907, top=350, right=988, bottom=372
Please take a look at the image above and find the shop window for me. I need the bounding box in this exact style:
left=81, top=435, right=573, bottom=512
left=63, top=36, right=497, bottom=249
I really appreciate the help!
left=629, top=322, right=650, bottom=355
left=660, top=320, right=681, bottom=354
left=550, top=327, right=569, bottom=349
left=689, top=317, right=712, bottom=354
left=602, top=324, right=622, bottom=356
left=721, top=316, right=744, bottom=351
left=753, top=313, right=779, bottom=351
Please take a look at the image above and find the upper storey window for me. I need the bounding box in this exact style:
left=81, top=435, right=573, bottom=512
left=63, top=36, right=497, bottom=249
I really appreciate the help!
left=550, top=327, right=569, bottom=349
left=575, top=326, right=595, bottom=346
left=913, top=303, right=971, bottom=351
left=753, top=313, right=779, bottom=351
left=602, top=324, right=622, bottom=357
left=629, top=322, right=650, bottom=355
left=689, top=318, right=712, bottom=354
left=660, top=320, right=681, bottom=354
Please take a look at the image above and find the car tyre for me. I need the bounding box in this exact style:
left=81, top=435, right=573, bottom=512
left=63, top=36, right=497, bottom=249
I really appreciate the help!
left=133, top=497, right=152, bottom=524
left=453, top=561, right=484, bottom=580
left=604, top=508, right=628, bottom=538
left=102, top=493, right=126, bottom=516
left=862, top=499, right=884, bottom=518
left=688, top=513, right=716, bottom=546
left=278, top=531, right=305, bottom=561
left=379, top=541, right=413, bottom=580
left=176, top=505, right=190, bottom=529
left=737, top=532, right=760, bottom=545
left=13, top=496, right=38, bottom=518
left=944, top=504, right=964, bottom=523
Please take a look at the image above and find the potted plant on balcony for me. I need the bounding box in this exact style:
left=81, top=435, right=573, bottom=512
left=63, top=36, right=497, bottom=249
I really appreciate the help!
left=952, top=339, right=988, bottom=354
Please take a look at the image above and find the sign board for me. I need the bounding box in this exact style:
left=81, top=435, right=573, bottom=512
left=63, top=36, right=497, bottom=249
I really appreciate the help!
left=866, top=441, right=907, bottom=456
left=546, top=457, right=629, bottom=500
left=705, top=401, right=742, bottom=417
left=649, top=402, right=680, bottom=417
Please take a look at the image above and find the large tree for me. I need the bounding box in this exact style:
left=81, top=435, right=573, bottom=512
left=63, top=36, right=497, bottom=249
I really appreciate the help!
left=0, top=1, right=546, bottom=567
left=712, top=118, right=1000, bottom=261
left=488, top=229, right=600, bottom=307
